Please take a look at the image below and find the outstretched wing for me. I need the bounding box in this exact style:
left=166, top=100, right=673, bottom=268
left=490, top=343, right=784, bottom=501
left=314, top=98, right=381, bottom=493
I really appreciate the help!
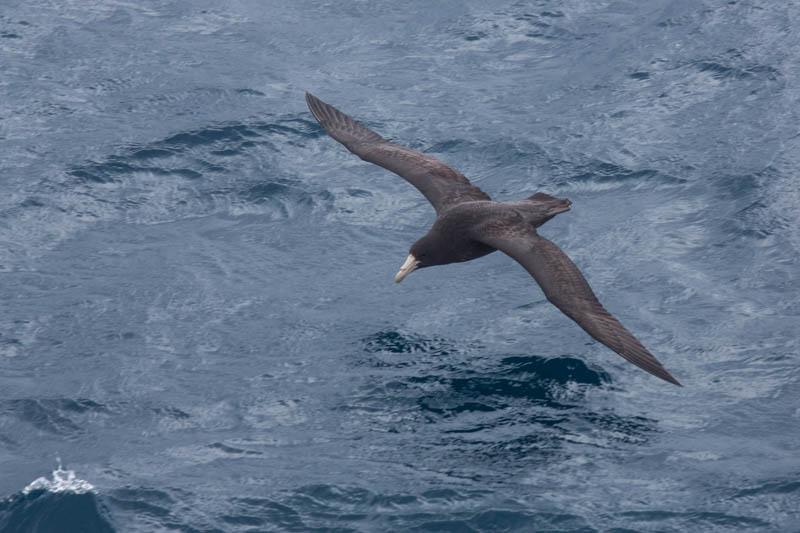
left=476, top=225, right=681, bottom=386
left=306, top=92, right=490, bottom=213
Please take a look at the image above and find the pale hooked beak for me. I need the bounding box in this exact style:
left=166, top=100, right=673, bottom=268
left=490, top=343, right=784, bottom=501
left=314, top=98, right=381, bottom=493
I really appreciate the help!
left=395, top=254, right=420, bottom=283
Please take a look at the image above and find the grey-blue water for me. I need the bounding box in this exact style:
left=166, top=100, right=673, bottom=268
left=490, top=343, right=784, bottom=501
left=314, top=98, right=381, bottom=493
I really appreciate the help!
left=1, top=1, right=798, bottom=531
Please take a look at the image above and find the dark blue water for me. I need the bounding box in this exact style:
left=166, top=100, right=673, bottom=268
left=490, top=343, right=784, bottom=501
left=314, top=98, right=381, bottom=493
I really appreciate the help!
left=1, top=1, right=798, bottom=531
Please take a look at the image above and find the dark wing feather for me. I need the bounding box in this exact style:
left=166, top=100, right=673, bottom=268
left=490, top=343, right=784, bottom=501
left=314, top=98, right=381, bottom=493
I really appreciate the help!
left=306, top=92, right=490, bottom=212
left=476, top=226, right=681, bottom=386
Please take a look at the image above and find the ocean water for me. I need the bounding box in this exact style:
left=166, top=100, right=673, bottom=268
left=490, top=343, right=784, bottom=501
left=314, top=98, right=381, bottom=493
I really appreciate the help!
left=1, top=0, right=798, bottom=531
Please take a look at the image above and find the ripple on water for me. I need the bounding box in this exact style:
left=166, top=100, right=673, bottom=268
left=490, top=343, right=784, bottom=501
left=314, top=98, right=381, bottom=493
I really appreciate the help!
left=0, top=398, right=108, bottom=439
left=343, top=330, right=654, bottom=480
left=1, top=114, right=335, bottom=266
left=361, top=330, right=463, bottom=362
left=693, top=59, right=780, bottom=83
left=220, top=485, right=590, bottom=532
left=564, top=161, right=686, bottom=193
left=618, top=509, right=771, bottom=531
left=104, top=487, right=183, bottom=530
left=450, top=7, right=579, bottom=45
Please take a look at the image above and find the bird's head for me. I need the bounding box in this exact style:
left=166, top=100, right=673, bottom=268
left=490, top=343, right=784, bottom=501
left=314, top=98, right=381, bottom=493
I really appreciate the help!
left=394, top=235, right=445, bottom=283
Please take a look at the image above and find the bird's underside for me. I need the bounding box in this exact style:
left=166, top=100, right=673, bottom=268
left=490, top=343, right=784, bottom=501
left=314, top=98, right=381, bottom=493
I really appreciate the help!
left=305, top=92, right=681, bottom=386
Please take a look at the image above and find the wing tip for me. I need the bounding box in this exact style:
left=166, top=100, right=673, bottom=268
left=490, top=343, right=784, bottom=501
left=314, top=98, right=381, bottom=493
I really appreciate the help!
left=304, top=91, right=343, bottom=128
left=305, top=91, right=326, bottom=124
left=641, top=353, right=682, bottom=387
left=660, top=371, right=683, bottom=387
left=305, top=91, right=318, bottom=106
left=303, top=92, right=387, bottom=148
left=634, top=358, right=683, bottom=387
left=643, top=360, right=682, bottom=387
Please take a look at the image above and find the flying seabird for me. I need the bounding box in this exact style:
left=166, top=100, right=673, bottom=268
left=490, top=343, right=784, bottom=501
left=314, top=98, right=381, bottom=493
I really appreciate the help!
left=305, top=92, right=681, bottom=386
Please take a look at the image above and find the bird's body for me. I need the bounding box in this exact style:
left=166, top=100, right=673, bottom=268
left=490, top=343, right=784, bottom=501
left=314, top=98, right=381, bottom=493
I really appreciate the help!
left=305, top=92, right=682, bottom=386
left=422, top=201, right=500, bottom=263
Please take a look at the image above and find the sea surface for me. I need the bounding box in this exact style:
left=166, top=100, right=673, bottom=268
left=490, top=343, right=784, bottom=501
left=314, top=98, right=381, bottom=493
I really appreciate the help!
left=1, top=1, right=799, bottom=531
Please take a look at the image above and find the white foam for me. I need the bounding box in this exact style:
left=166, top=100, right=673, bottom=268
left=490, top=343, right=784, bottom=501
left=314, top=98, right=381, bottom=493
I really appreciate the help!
left=23, top=462, right=96, bottom=495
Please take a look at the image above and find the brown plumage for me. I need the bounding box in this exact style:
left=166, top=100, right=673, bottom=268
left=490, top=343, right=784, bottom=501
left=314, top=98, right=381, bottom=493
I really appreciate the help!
left=306, top=92, right=681, bottom=386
